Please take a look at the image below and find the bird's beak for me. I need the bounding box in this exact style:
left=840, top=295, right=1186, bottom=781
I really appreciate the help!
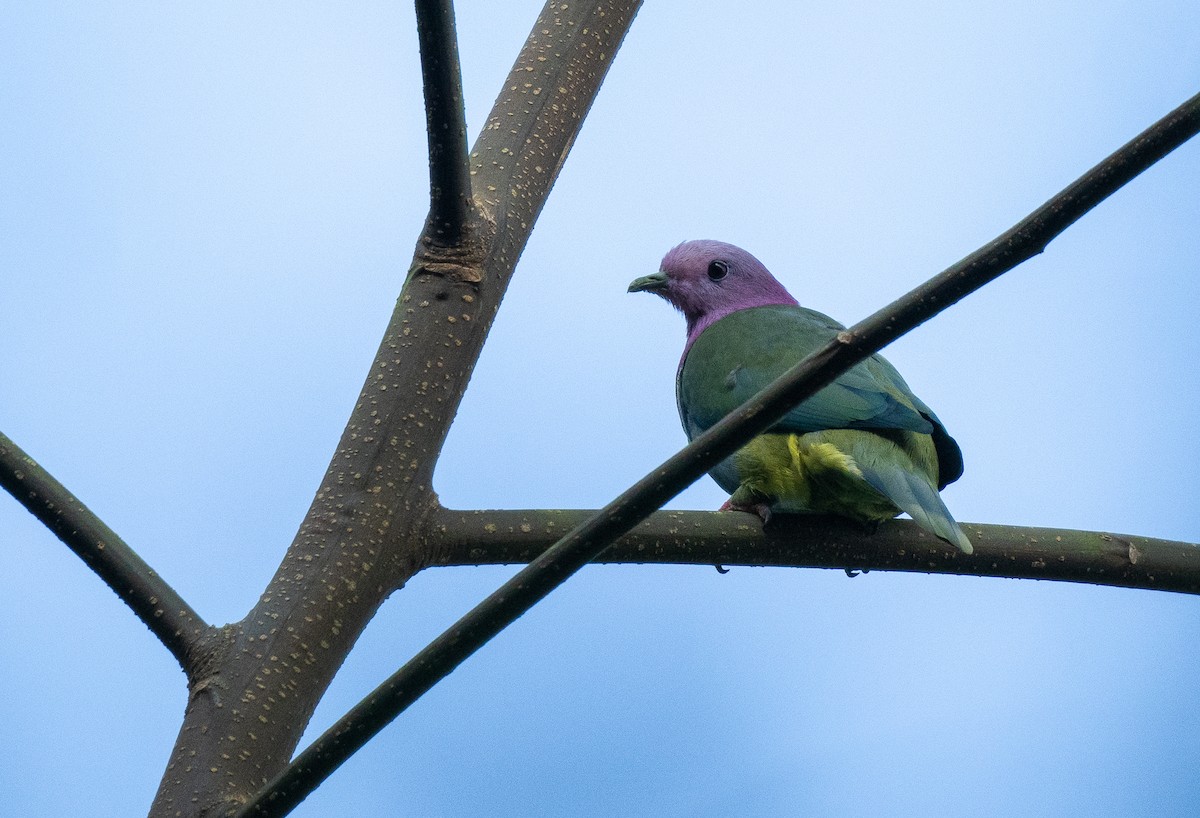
left=627, top=271, right=669, bottom=294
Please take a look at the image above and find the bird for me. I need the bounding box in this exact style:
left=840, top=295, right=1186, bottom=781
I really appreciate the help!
left=628, top=239, right=972, bottom=554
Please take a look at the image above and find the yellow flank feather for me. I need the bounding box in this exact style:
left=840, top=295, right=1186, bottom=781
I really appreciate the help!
left=730, top=431, right=909, bottom=527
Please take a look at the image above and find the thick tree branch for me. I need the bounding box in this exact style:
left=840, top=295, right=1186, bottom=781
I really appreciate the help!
left=0, top=431, right=207, bottom=669
left=427, top=509, right=1200, bottom=595
left=234, top=87, right=1200, bottom=818
left=152, top=3, right=643, bottom=815
left=415, top=0, right=473, bottom=246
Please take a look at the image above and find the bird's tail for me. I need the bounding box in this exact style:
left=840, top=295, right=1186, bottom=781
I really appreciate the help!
left=861, top=465, right=973, bottom=554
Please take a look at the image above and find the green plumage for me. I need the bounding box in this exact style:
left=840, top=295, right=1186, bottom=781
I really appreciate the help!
left=678, top=305, right=972, bottom=553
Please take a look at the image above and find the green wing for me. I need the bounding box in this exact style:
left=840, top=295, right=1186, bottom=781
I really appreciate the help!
left=678, top=305, right=963, bottom=486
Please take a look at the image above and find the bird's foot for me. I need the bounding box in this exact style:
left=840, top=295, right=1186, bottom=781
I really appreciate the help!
left=719, top=498, right=772, bottom=525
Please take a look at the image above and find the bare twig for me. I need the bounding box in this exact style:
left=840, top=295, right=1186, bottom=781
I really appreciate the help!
left=848, top=88, right=1200, bottom=333
left=428, top=508, right=1200, bottom=595
left=237, top=87, right=1200, bottom=818
left=415, top=0, right=473, bottom=245
left=0, top=431, right=207, bottom=669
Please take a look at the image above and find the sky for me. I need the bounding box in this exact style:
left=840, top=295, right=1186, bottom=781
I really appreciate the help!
left=2, top=1, right=1199, bottom=816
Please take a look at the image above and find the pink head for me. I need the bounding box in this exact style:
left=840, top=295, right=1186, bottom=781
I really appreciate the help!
left=628, top=240, right=798, bottom=348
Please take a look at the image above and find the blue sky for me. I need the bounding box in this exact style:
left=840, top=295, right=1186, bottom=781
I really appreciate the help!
left=2, top=2, right=1199, bottom=816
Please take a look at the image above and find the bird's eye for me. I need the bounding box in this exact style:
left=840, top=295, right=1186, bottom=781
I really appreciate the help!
left=707, top=260, right=729, bottom=281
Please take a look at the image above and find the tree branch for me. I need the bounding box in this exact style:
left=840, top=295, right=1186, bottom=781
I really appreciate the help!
left=854, top=88, right=1200, bottom=327
left=152, top=3, right=644, bottom=815
left=415, top=0, right=473, bottom=246
left=234, top=87, right=1200, bottom=818
left=427, top=508, right=1200, bottom=595
left=0, top=431, right=207, bottom=670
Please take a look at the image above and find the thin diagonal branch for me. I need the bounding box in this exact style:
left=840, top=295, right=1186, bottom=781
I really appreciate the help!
left=427, top=509, right=1200, bottom=595
left=0, top=431, right=207, bottom=669
left=853, top=89, right=1200, bottom=331
left=415, top=0, right=473, bottom=245
left=238, top=90, right=1200, bottom=818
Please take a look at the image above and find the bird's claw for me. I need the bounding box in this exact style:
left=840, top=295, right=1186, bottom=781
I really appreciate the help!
left=719, top=499, right=772, bottom=525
